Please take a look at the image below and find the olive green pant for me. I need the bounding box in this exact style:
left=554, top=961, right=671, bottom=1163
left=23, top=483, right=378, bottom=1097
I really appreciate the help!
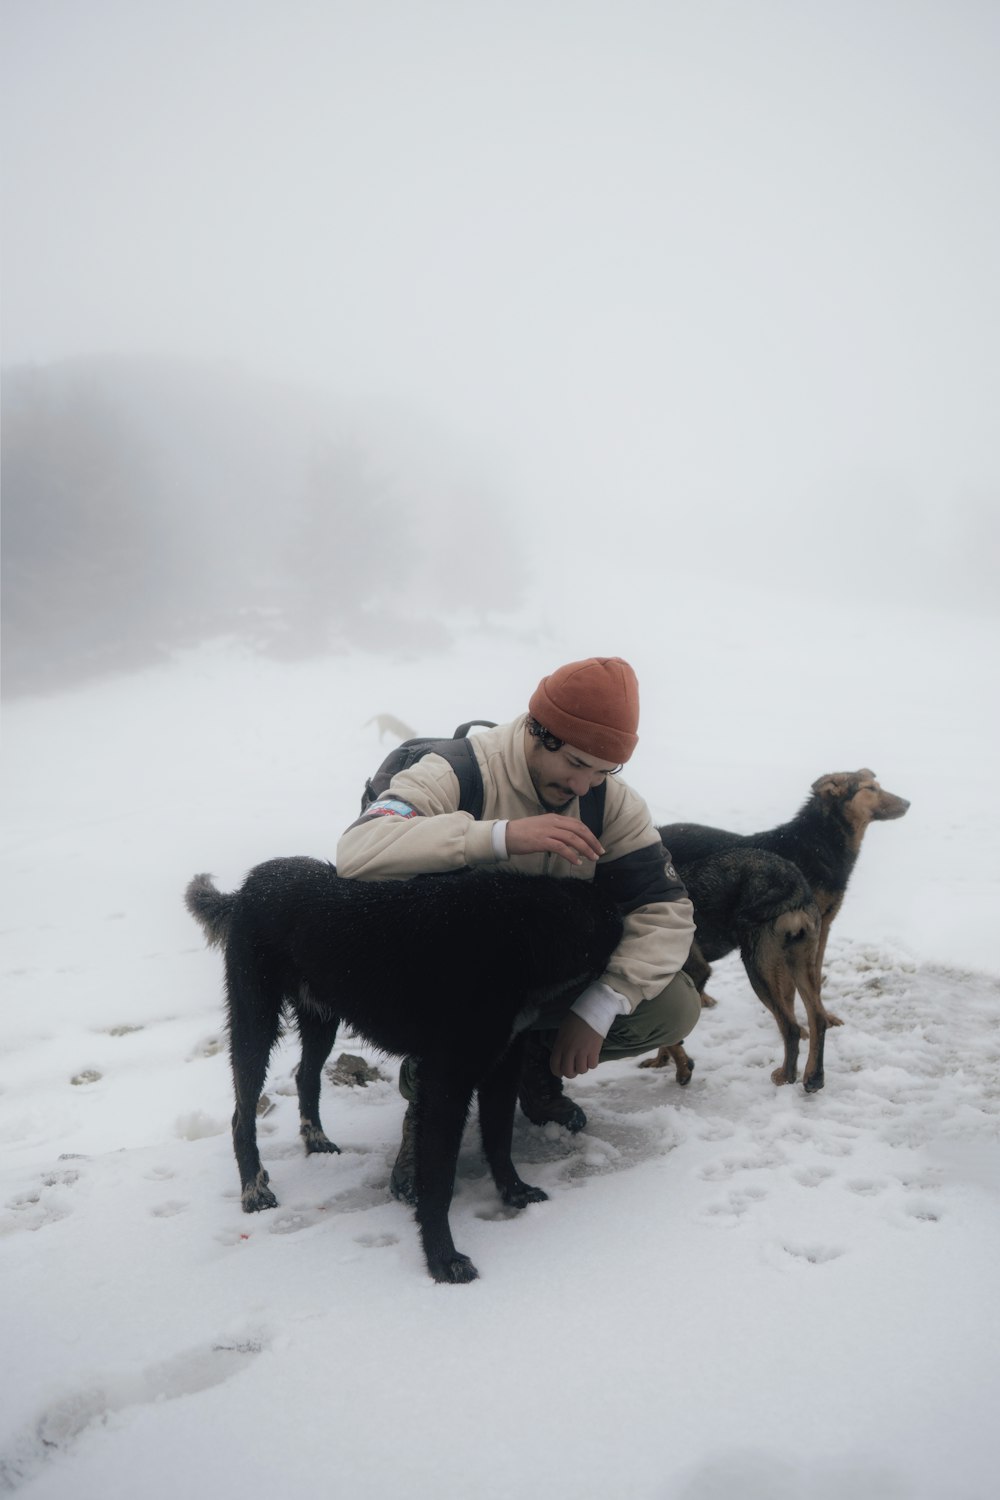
left=397, top=968, right=701, bottom=1102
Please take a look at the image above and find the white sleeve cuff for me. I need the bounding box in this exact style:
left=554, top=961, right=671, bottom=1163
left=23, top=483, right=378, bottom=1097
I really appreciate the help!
left=491, top=820, right=510, bottom=860
left=570, top=981, right=630, bottom=1039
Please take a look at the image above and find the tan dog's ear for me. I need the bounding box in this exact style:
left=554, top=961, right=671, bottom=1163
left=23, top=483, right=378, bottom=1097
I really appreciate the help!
left=812, top=770, right=875, bottom=799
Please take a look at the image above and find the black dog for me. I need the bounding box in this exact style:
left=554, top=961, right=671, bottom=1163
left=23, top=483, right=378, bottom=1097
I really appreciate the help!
left=641, top=848, right=828, bottom=1090
left=185, top=859, right=622, bottom=1284
left=660, top=770, right=910, bottom=994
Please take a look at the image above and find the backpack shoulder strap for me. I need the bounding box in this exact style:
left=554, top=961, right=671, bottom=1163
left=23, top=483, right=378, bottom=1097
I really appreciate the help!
left=451, top=720, right=496, bottom=738
left=361, top=735, right=486, bottom=820
left=579, top=781, right=607, bottom=841
left=434, top=737, right=486, bottom=820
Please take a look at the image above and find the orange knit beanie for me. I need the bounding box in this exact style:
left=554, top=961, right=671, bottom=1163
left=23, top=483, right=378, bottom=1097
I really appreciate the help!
left=528, top=657, right=639, bottom=764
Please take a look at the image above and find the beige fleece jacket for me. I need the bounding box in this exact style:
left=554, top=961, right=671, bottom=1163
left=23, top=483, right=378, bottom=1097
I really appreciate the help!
left=337, top=716, right=694, bottom=1013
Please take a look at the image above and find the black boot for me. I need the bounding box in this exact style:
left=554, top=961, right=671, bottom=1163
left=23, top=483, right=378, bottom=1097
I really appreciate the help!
left=517, top=1033, right=587, bottom=1133
left=389, top=1103, right=418, bottom=1205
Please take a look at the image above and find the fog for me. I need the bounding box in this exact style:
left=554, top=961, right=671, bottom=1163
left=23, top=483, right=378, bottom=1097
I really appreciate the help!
left=3, top=15, right=1000, bottom=1490
left=2, top=0, right=999, bottom=692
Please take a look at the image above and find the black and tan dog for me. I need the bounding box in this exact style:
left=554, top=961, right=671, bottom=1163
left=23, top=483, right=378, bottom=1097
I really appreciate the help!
left=643, top=770, right=910, bottom=1091
left=662, top=769, right=910, bottom=990
left=185, top=859, right=622, bottom=1284
left=640, top=849, right=828, bottom=1090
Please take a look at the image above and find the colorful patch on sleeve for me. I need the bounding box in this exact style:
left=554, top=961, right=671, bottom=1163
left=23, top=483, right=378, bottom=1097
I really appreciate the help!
left=365, top=797, right=421, bottom=820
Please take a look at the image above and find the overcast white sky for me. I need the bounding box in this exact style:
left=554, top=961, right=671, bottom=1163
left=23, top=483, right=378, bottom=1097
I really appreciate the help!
left=2, top=0, right=998, bottom=600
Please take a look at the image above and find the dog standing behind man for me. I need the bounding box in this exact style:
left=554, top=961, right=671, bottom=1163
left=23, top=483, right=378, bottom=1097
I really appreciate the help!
left=643, top=770, right=910, bottom=1090
left=662, top=769, right=910, bottom=988
left=641, top=848, right=828, bottom=1089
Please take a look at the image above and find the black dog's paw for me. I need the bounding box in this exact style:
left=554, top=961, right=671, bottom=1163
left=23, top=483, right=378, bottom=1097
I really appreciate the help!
left=803, top=1071, right=825, bottom=1094
left=389, top=1170, right=418, bottom=1207
left=241, top=1173, right=278, bottom=1213
left=301, top=1123, right=341, bottom=1156
left=430, top=1252, right=480, bottom=1284
left=501, top=1181, right=548, bottom=1210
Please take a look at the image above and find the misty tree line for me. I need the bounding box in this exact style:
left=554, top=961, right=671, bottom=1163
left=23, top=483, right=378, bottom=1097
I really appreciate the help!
left=1, top=357, right=523, bottom=695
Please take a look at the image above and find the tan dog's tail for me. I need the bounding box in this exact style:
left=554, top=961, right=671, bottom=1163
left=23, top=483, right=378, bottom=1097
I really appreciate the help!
left=773, top=906, right=844, bottom=1026
left=773, top=907, right=822, bottom=1008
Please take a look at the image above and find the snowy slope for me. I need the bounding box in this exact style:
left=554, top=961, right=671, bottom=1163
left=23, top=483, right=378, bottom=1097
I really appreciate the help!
left=2, top=593, right=999, bottom=1500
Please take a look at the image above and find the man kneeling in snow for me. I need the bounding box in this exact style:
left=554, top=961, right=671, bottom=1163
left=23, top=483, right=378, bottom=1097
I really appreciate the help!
left=337, top=655, right=699, bottom=1199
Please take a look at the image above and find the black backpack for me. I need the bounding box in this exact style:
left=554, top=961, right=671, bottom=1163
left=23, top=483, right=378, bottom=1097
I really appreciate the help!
left=360, top=720, right=606, bottom=837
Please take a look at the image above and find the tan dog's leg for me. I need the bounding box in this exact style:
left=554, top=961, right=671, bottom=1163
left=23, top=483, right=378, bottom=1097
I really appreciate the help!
left=638, top=942, right=705, bottom=1080
left=812, top=902, right=844, bottom=1025
left=638, top=1042, right=694, bottom=1083
left=742, top=930, right=804, bottom=1087
left=781, top=919, right=829, bottom=1092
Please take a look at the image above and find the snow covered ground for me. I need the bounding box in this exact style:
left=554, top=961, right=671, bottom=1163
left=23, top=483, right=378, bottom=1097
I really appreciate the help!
left=2, top=583, right=998, bottom=1499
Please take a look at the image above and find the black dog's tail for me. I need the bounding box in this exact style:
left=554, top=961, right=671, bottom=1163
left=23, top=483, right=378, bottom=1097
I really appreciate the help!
left=184, top=873, right=235, bottom=948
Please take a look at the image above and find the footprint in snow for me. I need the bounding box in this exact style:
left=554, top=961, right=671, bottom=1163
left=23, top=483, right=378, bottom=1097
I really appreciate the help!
left=317, top=1182, right=392, bottom=1216
left=699, top=1150, right=786, bottom=1182
left=268, top=1208, right=319, bottom=1235
left=701, top=1185, right=768, bottom=1223
left=792, top=1164, right=835, bottom=1188
left=902, top=1197, right=943, bottom=1223
left=0, top=1336, right=269, bottom=1490
left=781, top=1242, right=847, bottom=1267
left=1, top=1166, right=82, bottom=1236
left=844, top=1177, right=889, bottom=1196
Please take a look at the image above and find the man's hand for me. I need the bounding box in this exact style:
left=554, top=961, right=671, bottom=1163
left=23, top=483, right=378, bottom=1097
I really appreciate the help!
left=505, top=814, right=604, bottom=867
left=549, top=1013, right=603, bottom=1079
